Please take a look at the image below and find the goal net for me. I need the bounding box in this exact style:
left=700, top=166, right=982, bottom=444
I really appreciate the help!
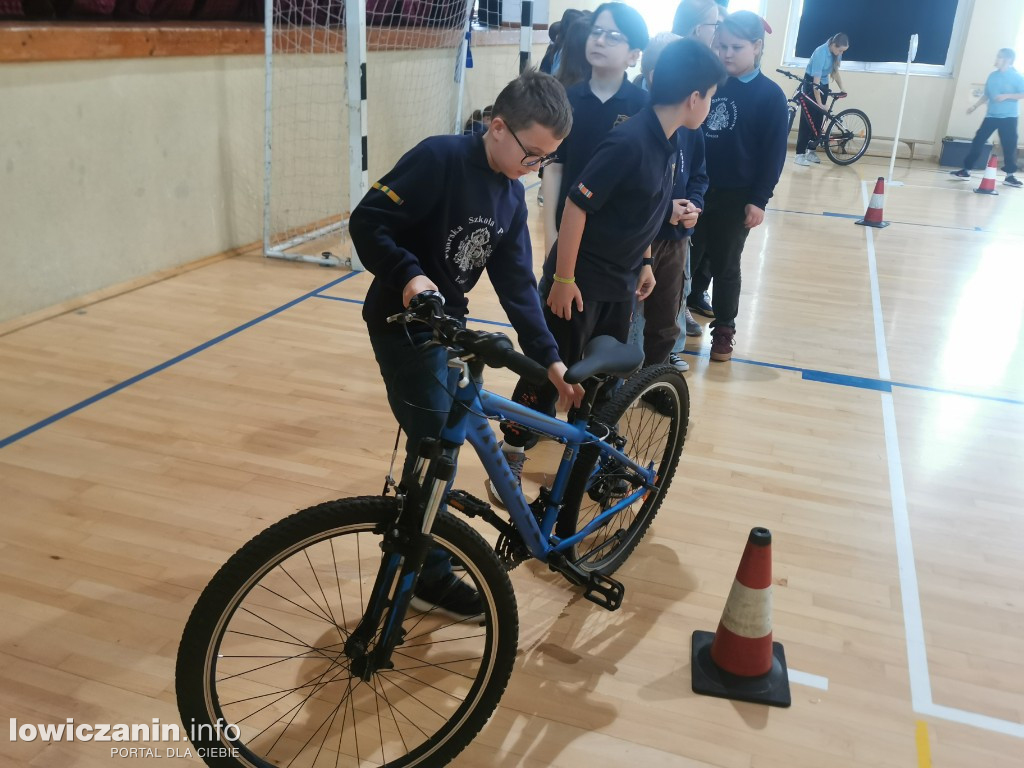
left=264, top=0, right=473, bottom=264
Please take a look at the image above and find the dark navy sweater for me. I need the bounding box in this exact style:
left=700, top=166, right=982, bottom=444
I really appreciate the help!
left=701, top=70, right=789, bottom=209
left=350, top=134, right=560, bottom=368
left=656, top=126, right=708, bottom=241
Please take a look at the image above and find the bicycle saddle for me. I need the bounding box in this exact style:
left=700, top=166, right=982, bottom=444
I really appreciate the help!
left=564, top=336, right=645, bottom=384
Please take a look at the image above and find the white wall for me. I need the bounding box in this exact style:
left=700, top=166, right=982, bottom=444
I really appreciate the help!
left=0, top=56, right=266, bottom=324
left=0, top=40, right=533, bottom=326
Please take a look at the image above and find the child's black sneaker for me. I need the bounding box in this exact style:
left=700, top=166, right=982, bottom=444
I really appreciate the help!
left=410, top=573, right=484, bottom=622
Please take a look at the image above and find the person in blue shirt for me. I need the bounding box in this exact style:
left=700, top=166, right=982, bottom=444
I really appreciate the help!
left=794, top=33, right=849, bottom=166
left=497, top=38, right=726, bottom=485
left=687, top=10, right=788, bottom=363
left=951, top=48, right=1024, bottom=188
left=350, top=71, right=584, bottom=619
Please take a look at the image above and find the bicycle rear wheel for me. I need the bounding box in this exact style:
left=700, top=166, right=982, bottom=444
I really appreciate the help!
left=176, top=497, right=518, bottom=768
left=824, top=108, right=871, bottom=165
left=559, top=365, right=688, bottom=575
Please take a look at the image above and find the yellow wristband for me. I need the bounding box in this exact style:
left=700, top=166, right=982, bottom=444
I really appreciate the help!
left=552, top=274, right=575, bottom=285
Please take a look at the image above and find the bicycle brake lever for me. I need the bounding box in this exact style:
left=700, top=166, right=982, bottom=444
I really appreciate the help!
left=447, top=358, right=472, bottom=388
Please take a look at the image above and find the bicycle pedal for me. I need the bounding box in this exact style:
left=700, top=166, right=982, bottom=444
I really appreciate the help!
left=446, top=489, right=492, bottom=517
left=583, top=572, right=624, bottom=611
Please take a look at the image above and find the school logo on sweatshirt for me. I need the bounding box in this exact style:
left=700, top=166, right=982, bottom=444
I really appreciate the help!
left=705, top=98, right=737, bottom=133
left=448, top=224, right=494, bottom=283
left=612, top=114, right=631, bottom=128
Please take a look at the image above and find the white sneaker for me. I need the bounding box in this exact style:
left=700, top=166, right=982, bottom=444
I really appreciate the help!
left=794, top=154, right=811, bottom=166
left=806, top=151, right=821, bottom=164
left=486, top=444, right=525, bottom=509
left=668, top=353, right=689, bottom=372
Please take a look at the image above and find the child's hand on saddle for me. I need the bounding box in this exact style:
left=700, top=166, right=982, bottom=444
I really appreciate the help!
left=548, top=362, right=584, bottom=410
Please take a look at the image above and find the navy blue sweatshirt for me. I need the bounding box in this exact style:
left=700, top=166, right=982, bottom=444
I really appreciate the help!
left=701, top=70, right=788, bottom=209
left=656, top=126, right=708, bottom=241
left=350, top=134, right=560, bottom=368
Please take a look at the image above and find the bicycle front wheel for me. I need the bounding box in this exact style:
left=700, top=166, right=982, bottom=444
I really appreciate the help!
left=176, top=496, right=518, bottom=768
left=824, top=108, right=871, bottom=165
left=560, top=365, right=689, bottom=575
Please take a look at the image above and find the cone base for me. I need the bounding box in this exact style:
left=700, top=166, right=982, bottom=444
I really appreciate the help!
left=974, top=188, right=998, bottom=195
left=691, top=630, right=791, bottom=707
left=855, top=219, right=890, bottom=228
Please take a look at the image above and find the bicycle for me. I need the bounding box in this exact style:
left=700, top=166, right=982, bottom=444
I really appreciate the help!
left=175, top=292, right=689, bottom=767
left=777, top=68, right=872, bottom=166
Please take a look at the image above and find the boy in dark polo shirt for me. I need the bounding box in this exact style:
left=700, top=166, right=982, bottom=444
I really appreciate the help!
left=350, top=71, right=582, bottom=619
left=542, top=2, right=649, bottom=254
left=498, top=39, right=727, bottom=474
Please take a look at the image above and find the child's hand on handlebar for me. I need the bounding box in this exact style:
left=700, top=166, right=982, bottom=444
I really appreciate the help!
left=403, top=276, right=440, bottom=307
left=547, top=362, right=584, bottom=410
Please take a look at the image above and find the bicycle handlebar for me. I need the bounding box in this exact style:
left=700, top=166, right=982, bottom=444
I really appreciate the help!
left=388, top=292, right=549, bottom=385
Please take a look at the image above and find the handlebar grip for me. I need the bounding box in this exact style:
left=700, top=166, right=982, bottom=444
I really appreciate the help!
left=496, top=346, right=549, bottom=386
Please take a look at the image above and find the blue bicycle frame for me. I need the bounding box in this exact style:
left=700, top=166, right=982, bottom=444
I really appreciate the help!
left=441, top=372, right=658, bottom=562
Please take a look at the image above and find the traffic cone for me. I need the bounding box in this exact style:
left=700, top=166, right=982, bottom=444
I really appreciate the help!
left=974, top=154, right=999, bottom=195
left=691, top=527, right=791, bottom=707
left=855, top=176, right=890, bottom=228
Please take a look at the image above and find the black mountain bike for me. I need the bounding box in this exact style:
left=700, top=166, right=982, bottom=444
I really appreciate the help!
left=777, top=68, right=872, bottom=166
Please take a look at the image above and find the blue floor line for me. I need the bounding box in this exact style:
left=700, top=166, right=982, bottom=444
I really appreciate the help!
left=677, top=348, right=1021, bottom=405
left=314, top=292, right=1022, bottom=407
left=0, top=272, right=360, bottom=450
left=6, top=269, right=1022, bottom=452
left=774, top=207, right=987, bottom=233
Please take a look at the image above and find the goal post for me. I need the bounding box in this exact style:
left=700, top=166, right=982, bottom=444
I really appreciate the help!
left=263, top=0, right=475, bottom=268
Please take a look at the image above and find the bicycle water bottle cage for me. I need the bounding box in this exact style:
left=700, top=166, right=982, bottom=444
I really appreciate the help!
left=564, top=336, right=645, bottom=384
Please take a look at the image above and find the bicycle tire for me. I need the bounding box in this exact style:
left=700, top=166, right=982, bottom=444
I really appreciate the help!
left=559, top=365, right=688, bottom=576
left=787, top=103, right=796, bottom=135
left=824, top=108, right=871, bottom=165
left=176, top=496, right=518, bottom=768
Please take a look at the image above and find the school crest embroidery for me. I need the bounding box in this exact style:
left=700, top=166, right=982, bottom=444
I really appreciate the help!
left=706, top=102, right=731, bottom=132
left=612, top=114, right=631, bottom=127
left=453, top=227, right=492, bottom=280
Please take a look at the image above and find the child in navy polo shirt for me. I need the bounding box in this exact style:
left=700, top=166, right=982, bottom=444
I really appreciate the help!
left=688, top=10, right=788, bottom=362
left=631, top=31, right=710, bottom=375
left=541, top=2, right=650, bottom=258
left=496, top=39, right=727, bottom=484
left=350, top=71, right=583, bottom=619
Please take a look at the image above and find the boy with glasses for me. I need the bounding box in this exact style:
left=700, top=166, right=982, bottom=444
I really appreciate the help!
left=349, top=71, right=583, bottom=619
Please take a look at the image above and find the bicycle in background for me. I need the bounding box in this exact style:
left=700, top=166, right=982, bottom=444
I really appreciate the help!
left=778, top=67, right=872, bottom=165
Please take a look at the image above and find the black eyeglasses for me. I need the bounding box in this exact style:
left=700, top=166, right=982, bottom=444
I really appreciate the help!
left=697, top=21, right=721, bottom=33
left=588, top=26, right=629, bottom=46
left=508, top=126, right=558, bottom=168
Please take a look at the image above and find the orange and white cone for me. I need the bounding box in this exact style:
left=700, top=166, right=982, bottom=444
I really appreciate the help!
left=691, top=527, right=791, bottom=707
left=855, top=176, right=890, bottom=228
left=974, top=154, right=999, bottom=195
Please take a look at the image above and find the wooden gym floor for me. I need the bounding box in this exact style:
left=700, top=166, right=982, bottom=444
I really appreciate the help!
left=1, top=155, right=1022, bottom=767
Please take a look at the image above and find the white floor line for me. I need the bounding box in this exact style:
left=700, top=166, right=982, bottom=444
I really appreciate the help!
left=788, top=668, right=829, bottom=691
left=861, top=180, right=1023, bottom=739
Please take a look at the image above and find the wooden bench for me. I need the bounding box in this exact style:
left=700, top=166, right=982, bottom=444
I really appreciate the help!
left=871, top=136, right=934, bottom=162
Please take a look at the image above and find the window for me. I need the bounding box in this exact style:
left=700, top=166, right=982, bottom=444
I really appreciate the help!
left=630, top=1, right=767, bottom=38
left=781, top=0, right=970, bottom=77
